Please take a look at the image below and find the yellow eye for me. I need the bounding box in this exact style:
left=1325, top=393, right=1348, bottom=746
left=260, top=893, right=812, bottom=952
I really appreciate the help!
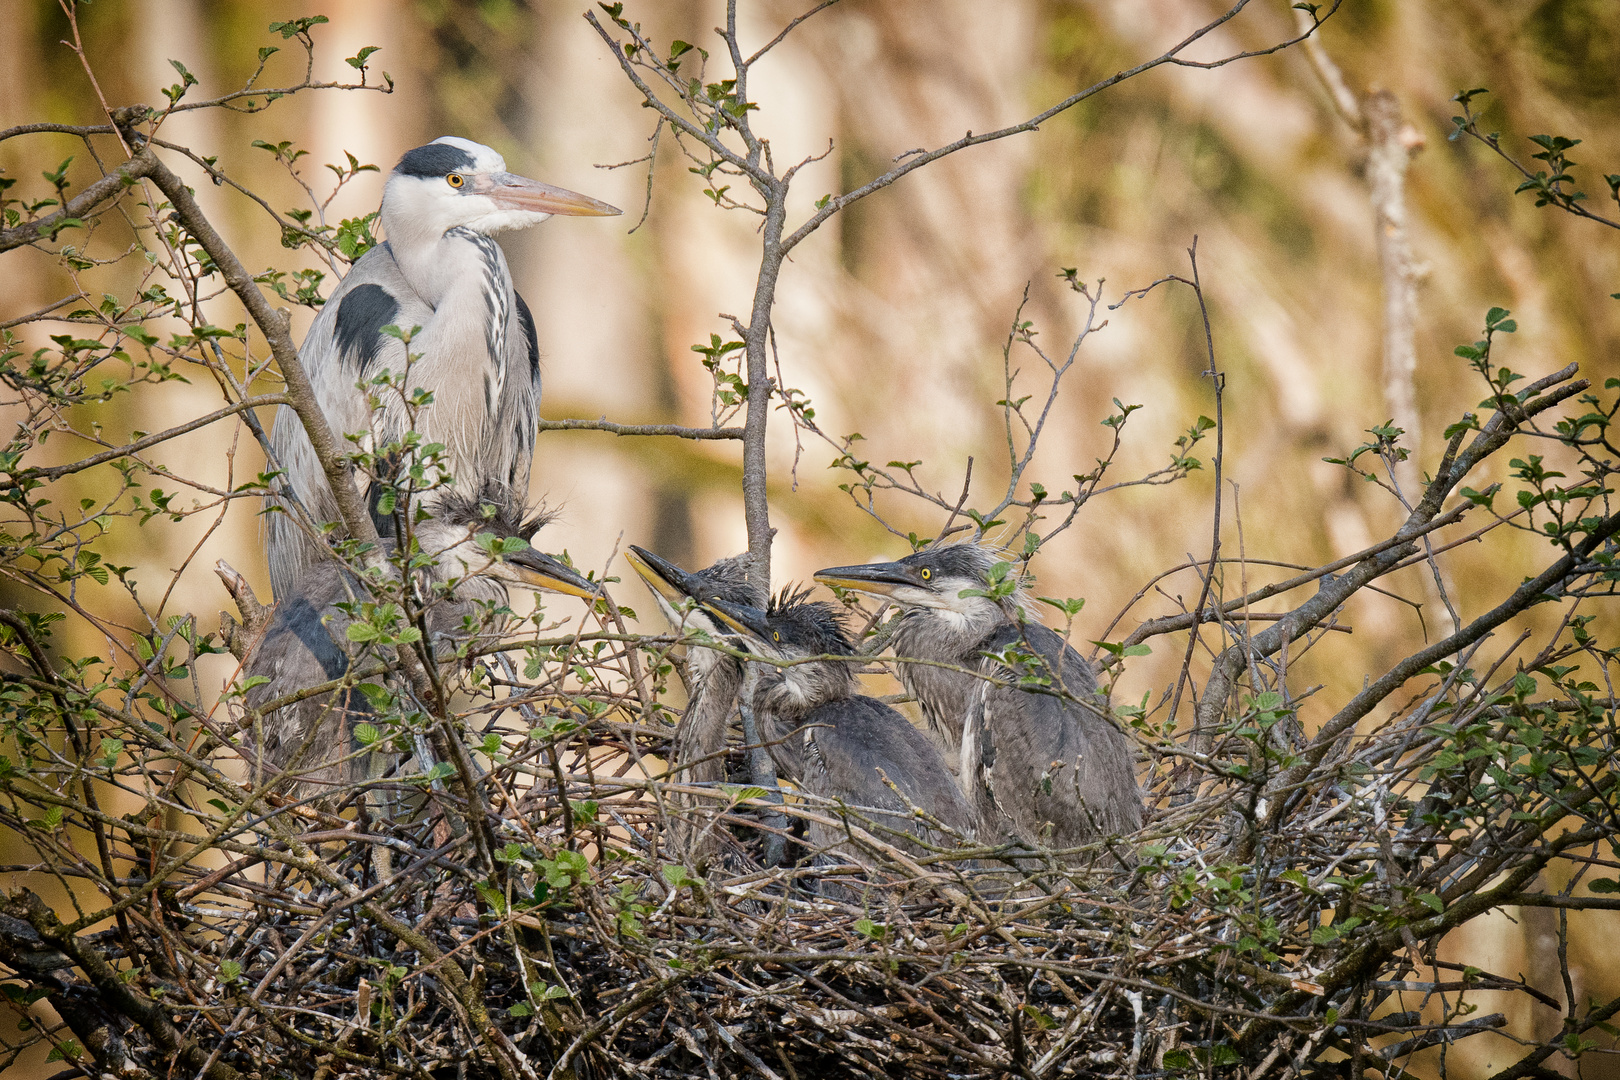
left=772, top=631, right=781, bottom=642
left=447, top=173, right=465, bottom=188
left=920, top=567, right=932, bottom=580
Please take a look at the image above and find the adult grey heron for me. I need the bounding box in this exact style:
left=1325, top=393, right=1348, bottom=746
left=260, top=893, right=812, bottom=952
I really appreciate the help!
left=244, top=483, right=597, bottom=804
left=624, top=546, right=753, bottom=791
left=814, top=545, right=1141, bottom=854
left=267, top=136, right=620, bottom=599
left=704, top=590, right=980, bottom=866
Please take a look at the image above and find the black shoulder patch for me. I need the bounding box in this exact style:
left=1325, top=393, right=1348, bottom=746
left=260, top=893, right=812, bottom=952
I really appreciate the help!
left=394, top=142, right=477, bottom=177
left=277, top=593, right=351, bottom=683
left=334, top=283, right=398, bottom=372
left=515, top=291, right=540, bottom=378
left=366, top=483, right=398, bottom=541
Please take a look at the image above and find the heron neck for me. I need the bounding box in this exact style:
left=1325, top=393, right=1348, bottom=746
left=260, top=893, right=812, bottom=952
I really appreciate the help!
left=890, top=610, right=999, bottom=746
left=382, top=212, right=508, bottom=309
left=673, top=652, right=741, bottom=786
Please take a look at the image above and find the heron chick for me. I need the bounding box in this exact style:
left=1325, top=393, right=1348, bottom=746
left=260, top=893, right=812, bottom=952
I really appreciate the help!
left=705, top=590, right=980, bottom=865
left=815, top=545, right=1142, bottom=854
left=624, top=547, right=753, bottom=790
left=268, top=136, right=621, bottom=598
left=244, top=484, right=596, bottom=805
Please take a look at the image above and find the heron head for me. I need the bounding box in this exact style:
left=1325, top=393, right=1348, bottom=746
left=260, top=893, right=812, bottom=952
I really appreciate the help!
left=383, top=136, right=621, bottom=238
left=416, top=485, right=598, bottom=601
left=704, top=589, right=857, bottom=705
left=704, top=588, right=850, bottom=657
left=814, top=544, right=1028, bottom=621
left=625, top=546, right=751, bottom=639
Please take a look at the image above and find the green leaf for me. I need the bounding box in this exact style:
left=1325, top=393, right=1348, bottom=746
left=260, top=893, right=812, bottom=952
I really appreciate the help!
left=1279, top=868, right=1313, bottom=891
left=1163, top=1049, right=1195, bottom=1070
left=1417, top=892, right=1445, bottom=914
left=1589, top=878, right=1620, bottom=894
left=269, top=14, right=329, bottom=38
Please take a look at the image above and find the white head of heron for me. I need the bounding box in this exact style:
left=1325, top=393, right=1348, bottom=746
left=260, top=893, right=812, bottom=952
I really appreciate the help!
left=382, top=136, right=621, bottom=241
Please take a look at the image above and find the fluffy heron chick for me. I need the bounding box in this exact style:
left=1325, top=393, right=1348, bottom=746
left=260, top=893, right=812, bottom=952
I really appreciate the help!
left=815, top=544, right=1142, bottom=852
left=624, top=547, right=753, bottom=789
left=267, top=136, right=620, bottom=598
left=705, top=590, right=981, bottom=861
left=244, top=485, right=596, bottom=804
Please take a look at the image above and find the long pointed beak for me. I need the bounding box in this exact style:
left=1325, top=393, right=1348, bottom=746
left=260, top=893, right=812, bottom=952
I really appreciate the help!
left=625, top=546, right=698, bottom=606
left=506, top=547, right=599, bottom=600
left=812, top=561, right=922, bottom=597
left=702, top=598, right=772, bottom=644
left=484, top=172, right=621, bottom=217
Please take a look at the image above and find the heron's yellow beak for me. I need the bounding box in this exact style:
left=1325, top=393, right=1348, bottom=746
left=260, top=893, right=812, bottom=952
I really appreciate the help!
left=701, top=598, right=772, bottom=643
left=505, top=547, right=599, bottom=600
left=812, top=561, right=921, bottom=597
left=625, top=546, right=701, bottom=608
left=486, top=173, right=621, bottom=217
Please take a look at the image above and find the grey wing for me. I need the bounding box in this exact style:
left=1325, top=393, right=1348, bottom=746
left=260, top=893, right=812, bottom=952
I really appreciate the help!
left=979, top=677, right=1142, bottom=843
left=242, top=566, right=373, bottom=797
left=810, top=698, right=979, bottom=842
left=981, top=621, right=1099, bottom=696
left=756, top=708, right=810, bottom=788
left=265, top=243, right=433, bottom=598
left=975, top=621, right=1139, bottom=841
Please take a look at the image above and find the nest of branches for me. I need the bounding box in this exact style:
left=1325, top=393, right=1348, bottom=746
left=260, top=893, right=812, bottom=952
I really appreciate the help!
left=2, top=339, right=1618, bottom=1079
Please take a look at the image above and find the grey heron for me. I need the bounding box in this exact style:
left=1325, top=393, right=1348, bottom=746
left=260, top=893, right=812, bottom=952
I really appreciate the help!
left=267, top=136, right=620, bottom=599
left=624, top=546, right=753, bottom=790
left=244, top=483, right=597, bottom=805
left=704, top=590, right=981, bottom=866
left=814, top=545, right=1142, bottom=853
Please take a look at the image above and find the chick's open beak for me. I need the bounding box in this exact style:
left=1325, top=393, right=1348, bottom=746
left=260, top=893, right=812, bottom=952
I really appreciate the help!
left=812, top=561, right=922, bottom=597
left=483, top=172, right=621, bottom=217
left=625, top=546, right=697, bottom=607
left=506, top=547, right=598, bottom=600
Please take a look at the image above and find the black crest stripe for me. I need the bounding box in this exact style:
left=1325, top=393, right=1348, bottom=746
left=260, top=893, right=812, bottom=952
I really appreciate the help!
left=394, top=142, right=477, bottom=177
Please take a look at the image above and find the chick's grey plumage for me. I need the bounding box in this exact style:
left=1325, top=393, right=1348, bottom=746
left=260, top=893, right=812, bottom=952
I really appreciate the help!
left=267, top=137, right=619, bottom=598
left=245, top=484, right=595, bottom=802
left=815, top=545, right=1142, bottom=850
left=709, top=590, right=980, bottom=857
left=624, top=547, right=752, bottom=788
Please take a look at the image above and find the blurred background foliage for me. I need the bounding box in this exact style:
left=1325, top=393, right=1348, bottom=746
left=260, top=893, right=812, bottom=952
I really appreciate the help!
left=1, top=1, right=1618, bottom=1076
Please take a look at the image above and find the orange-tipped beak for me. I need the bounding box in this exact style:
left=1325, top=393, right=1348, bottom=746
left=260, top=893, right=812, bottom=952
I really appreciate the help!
left=483, top=172, right=621, bottom=217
